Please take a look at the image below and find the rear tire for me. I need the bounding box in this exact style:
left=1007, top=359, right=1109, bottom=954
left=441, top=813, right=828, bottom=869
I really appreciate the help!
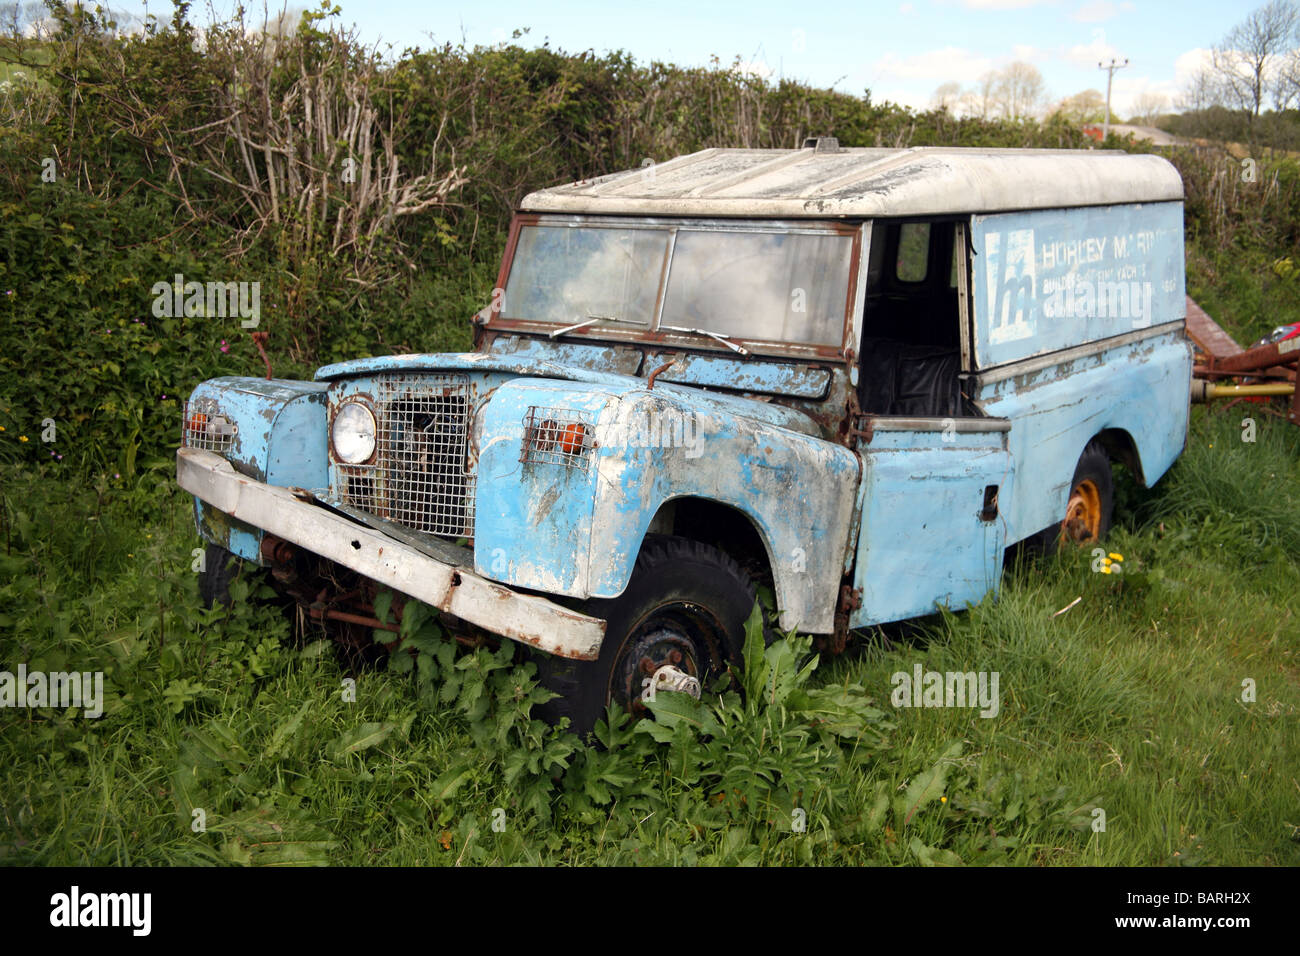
left=1060, top=441, right=1114, bottom=545
left=534, top=535, right=756, bottom=738
left=1024, top=440, right=1114, bottom=555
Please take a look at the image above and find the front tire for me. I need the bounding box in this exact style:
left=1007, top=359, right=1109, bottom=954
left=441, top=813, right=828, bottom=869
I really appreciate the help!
left=534, top=535, right=756, bottom=738
left=198, top=542, right=241, bottom=609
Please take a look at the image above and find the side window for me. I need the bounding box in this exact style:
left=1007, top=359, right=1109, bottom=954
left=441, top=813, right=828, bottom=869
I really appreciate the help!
left=895, top=222, right=930, bottom=283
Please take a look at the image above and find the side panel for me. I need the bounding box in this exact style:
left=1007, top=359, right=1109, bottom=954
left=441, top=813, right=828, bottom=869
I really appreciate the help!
left=476, top=380, right=606, bottom=595
left=976, top=329, right=1192, bottom=543
left=850, top=427, right=1012, bottom=627
left=971, top=202, right=1185, bottom=368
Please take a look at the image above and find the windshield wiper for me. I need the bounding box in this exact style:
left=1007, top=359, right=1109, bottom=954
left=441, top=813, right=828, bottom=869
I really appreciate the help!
left=549, top=314, right=642, bottom=338
left=659, top=325, right=750, bottom=356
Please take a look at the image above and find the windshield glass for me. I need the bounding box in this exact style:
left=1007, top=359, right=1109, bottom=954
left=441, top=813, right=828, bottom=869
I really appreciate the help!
left=501, top=225, right=669, bottom=327
left=499, top=221, right=853, bottom=351
left=660, top=230, right=852, bottom=347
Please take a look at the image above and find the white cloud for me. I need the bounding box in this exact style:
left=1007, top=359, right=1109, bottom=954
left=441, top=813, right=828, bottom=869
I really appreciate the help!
left=1172, top=47, right=1215, bottom=85
left=1064, top=33, right=1125, bottom=68
left=1012, top=44, right=1049, bottom=62
left=899, top=2, right=915, bottom=13
left=960, top=0, right=1048, bottom=9
left=877, top=87, right=934, bottom=110
left=869, top=46, right=995, bottom=84
left=1107, top=76, right=1168, bottom=116
left=1070, top=1, right=1136, bottom=23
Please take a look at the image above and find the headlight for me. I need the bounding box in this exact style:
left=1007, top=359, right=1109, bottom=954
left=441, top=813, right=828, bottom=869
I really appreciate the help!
left=332, top=402, right=376, bottom=463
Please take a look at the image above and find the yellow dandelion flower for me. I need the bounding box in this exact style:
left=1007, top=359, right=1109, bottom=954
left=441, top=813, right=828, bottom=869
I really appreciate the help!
left=1108, top=553, right=1123, bottom=561
left=19, top=435, right=28, bottom=442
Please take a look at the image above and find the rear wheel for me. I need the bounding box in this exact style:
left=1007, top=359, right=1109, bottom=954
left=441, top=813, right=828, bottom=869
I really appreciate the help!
left=1060, top=441, right=1114, bottom=546
left=534, top=535, right=756, bottom=738
left=1024, top=440, right=1114, bottom=555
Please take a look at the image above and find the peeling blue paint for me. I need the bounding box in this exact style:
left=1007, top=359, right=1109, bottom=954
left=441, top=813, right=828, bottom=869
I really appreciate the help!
left=976, top=328, right=1191, bottom=541
left=850, top=427, right=1013, bottom=627
left=186, top=376, right=328, bottom=560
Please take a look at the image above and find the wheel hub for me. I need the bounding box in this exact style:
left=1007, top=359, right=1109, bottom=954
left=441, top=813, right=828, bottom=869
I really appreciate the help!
left=1062, top=478, right=1102, bottom=543
left=615, top=624, right=703, bottom=714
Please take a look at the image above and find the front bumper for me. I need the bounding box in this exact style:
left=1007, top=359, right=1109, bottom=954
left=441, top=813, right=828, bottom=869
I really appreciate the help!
left=177, top=447, right=605, bottom=660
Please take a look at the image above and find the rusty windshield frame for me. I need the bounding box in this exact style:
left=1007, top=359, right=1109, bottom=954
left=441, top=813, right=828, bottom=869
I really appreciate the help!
left=489, top=213, right=862, bottom=363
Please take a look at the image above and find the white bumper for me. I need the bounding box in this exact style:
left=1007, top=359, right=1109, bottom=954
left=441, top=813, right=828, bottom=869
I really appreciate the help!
left=177, top=447, right=605, bottom=660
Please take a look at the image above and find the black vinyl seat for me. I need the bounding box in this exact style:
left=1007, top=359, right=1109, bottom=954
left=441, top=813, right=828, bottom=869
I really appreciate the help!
left=858, top=338, right=961, bottom=418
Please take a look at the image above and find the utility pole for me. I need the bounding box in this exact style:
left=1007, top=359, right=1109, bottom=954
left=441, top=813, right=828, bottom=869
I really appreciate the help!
left=1098, top=58, right=1129, bottom=142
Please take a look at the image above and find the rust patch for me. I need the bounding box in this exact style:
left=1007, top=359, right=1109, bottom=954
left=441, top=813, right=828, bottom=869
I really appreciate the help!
left=646, top=360, right=675, bottom=390
left=251, top=330, right=273, bottom=380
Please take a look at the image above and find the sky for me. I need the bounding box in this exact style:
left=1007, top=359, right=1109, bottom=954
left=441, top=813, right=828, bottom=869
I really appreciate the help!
left=123, top=0, right=1258, bottom=117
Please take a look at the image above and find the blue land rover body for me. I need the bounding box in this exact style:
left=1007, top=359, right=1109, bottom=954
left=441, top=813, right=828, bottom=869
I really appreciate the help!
left=179, top=143, right=1192, bottom=733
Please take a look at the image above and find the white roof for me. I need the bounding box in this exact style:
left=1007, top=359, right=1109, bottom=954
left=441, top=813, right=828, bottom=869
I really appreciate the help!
left=520, top=145, right=1184, bottom=218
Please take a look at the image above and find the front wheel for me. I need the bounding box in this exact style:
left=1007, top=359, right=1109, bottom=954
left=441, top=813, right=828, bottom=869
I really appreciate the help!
left=533, top=536, right=756, bottom=737
left=198, top=542, right=241, bottom=609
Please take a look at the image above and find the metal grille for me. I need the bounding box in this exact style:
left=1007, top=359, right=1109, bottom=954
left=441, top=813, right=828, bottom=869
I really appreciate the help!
left=182, top=400, right=237, bottom=453
left=336, top=377, right=475, bottom=539
left=520, top=405, right=595, bottom=467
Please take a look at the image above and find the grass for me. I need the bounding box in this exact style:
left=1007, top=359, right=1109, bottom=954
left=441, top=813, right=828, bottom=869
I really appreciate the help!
left=0, top=406, right=1297, bottom=866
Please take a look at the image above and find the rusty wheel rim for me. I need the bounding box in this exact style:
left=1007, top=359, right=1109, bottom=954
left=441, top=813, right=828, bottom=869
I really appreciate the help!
left=1061, top=478, right=1102, bottom=543
left=609, top=603, right=725, bottom=715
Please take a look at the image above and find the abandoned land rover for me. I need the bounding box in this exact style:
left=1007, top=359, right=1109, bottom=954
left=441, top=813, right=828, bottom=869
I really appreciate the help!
left=178, top=141, right=1192, bottom=735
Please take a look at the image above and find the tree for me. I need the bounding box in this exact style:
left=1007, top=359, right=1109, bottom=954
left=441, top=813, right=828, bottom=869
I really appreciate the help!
left=1210, top=0, right=1299, bottom=121
left=931, top=80, right=962, bottom=113
left=1174, top=66, right=1223, bottom=113
left=1274, top=45, right=1300, bottom=108
left=972, top=70, right=999, bottom=119
left=1052, top=89, right=1106, bottom=124
left=993, top=61, right=1046, bottom=120
left=1129, top=91, right=1169, bottom=124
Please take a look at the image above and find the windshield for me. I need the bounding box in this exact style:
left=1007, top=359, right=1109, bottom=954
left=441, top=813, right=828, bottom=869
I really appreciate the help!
left=501, top=225, right=669, bottom=328
left=499, top=221, right=854, bottom=351
left=660, top=230, right=851, bottom=346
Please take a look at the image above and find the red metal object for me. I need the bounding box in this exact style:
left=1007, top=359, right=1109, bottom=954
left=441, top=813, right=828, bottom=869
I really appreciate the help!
left=646, top=360, right=675, bottom=390
left=310, top=606, right=400, bottom=634
left=1188, top=297, right=1300, bottom=425
left=1184, top=296, right=1243, bottom=363
left=251, top=331, right=273, bottom=380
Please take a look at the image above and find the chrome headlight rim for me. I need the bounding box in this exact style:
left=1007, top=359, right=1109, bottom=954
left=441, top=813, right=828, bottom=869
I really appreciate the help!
left=332, top=400, right=377, bottom=464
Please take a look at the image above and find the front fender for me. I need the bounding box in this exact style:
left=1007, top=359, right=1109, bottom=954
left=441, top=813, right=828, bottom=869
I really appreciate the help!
left=475, top=380, right=860, bottom=634
left=185, top=376, right=328, bottom=560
